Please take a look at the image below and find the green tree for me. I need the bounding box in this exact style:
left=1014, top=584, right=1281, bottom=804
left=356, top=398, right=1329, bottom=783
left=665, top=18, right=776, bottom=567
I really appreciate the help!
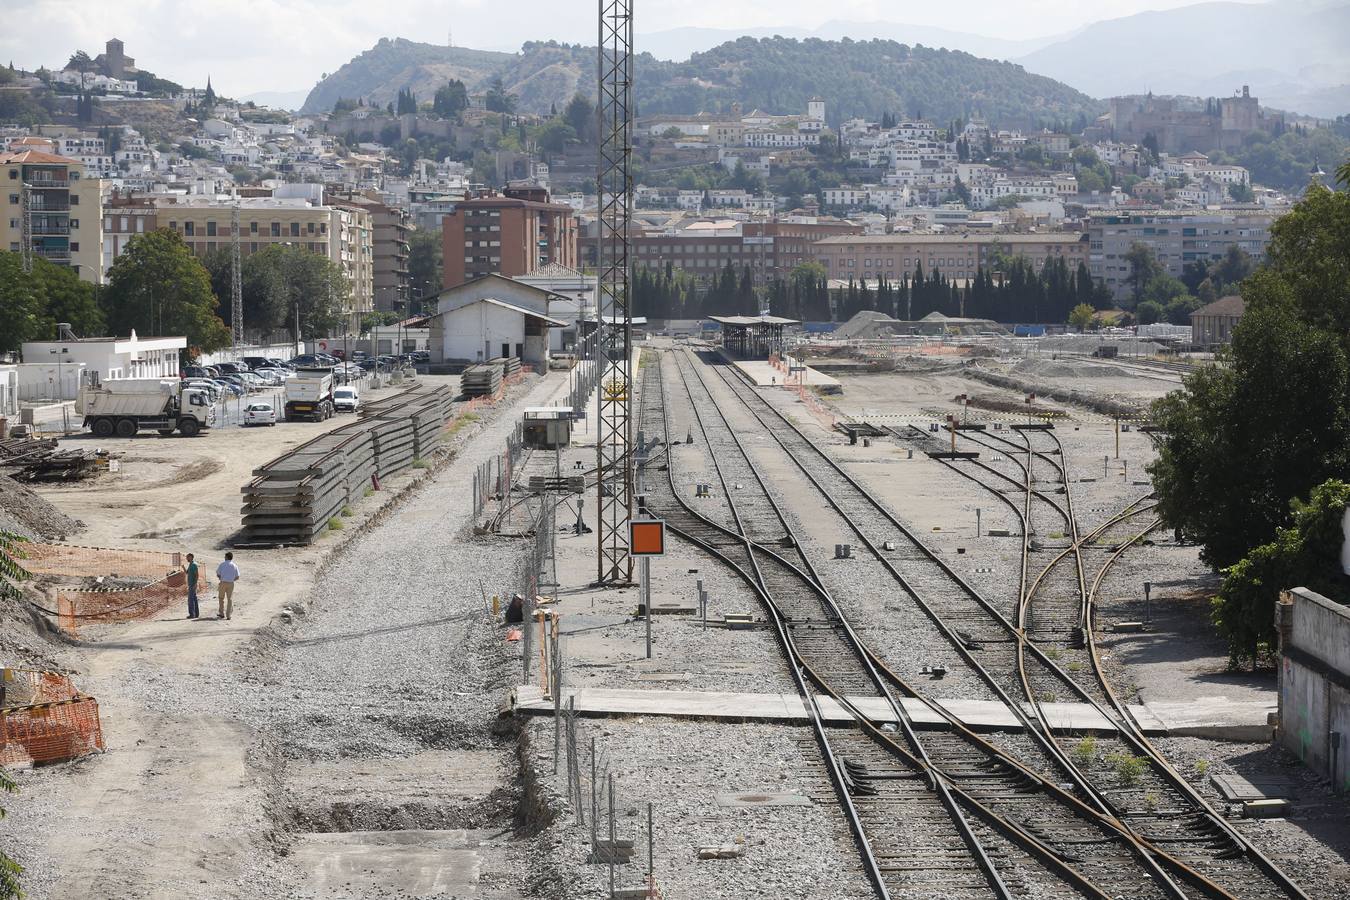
left=432, top=80, right=468, bottom=119
left=1259, top=181, right=1350, bottom=341
left=1213, top=480, right=1350, bottom=667
left=0, top=531, right=27, bottom=898
left=1149, top=302, right=1350, bottom=569
left=408, top=228, right=443, bottom=302
left=102, top=229, right=230, bottom=355
left=1136, top=300, right=1164, bottom=325
left=484, top=78, right=516, bottom=114
left=534, top=119, right=576, bottom=155
left=563, top=93, right=595, bottom=143
left=1123, top=242, right=1161, bottom=306
left=1068, top=302, right=1095, bottom=330
left=0, top=252, right=104, bottom=351
left=1227, top=181, right=1254, bottom=202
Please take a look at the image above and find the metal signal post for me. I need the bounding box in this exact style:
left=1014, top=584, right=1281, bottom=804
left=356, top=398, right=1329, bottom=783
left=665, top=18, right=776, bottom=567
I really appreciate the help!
left=595, top=0, right=635, bottom=584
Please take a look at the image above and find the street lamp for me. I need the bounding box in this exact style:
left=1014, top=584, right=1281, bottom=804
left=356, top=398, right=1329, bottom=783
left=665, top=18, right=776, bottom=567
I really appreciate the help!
left=50, top=346, right=70, bottom=432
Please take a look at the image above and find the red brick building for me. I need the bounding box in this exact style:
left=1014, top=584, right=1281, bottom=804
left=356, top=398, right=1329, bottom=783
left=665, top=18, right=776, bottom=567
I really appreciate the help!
left=440, top=187, right=579, bottom=288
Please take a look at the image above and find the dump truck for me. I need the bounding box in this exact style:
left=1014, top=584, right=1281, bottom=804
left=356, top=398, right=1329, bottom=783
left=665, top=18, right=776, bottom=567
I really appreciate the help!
left=284, top=368, right=336, bottom=421
left=77, top=378, right=216, bottom=437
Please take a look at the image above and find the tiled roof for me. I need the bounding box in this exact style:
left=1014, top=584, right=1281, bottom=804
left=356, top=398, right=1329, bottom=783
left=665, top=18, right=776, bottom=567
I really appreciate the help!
left=0, top=149, right=82, bottom=166
left=1190, top=295, right=1245, bottom=318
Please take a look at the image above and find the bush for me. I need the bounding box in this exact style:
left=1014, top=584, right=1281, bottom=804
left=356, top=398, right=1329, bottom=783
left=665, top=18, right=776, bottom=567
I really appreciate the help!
left=340, top=505, right=354, bottom=517
left=327, top=517, right=344, bottom=531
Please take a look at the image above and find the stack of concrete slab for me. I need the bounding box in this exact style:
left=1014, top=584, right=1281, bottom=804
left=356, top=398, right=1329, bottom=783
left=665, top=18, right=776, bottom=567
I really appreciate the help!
left=460, top=363, right=502, bottom=397
left=361, top=384, right=455, bottom=460
left=240, top=428, right=375, bottom=545
left=239, top=385, right=457, bottom=545
left=491, top=356, right=521, bottom=378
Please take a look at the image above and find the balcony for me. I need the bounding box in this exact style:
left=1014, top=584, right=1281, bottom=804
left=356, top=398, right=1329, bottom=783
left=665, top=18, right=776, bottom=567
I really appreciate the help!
left=34, top=249, right=71, bottom=262
left=32, top=223, right=71, bottom=236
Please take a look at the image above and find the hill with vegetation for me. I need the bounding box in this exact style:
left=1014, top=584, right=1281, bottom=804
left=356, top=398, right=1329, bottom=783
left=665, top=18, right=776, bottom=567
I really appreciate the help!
left=300, top=38, right=515, bottom=114
left=303, top=36, right=1104, bottom=127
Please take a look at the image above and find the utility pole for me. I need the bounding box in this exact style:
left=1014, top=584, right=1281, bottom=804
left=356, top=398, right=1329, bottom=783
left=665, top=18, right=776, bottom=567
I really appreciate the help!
left=231, top=198, right=244, bottom=346
left=595, top=0, right=635, bottom=584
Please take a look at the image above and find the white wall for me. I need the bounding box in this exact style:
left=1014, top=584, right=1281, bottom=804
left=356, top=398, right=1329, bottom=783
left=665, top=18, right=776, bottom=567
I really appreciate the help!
left=199, top=341, right=303, bottom=365
left=15, top=362, right=86, bottom=402
left=440, top=303, right=527, bottom=364
left=0, top=366, right=17, bottom=416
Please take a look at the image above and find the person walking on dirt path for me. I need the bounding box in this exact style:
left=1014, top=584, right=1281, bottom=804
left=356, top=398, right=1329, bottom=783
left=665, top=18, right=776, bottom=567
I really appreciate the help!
left=185, top=552, right=200, bottom=619
left=216, top=552, right=240, bottom=620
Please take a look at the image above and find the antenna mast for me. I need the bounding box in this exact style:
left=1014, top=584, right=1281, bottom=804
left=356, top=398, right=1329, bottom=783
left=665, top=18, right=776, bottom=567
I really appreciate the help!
left=231, top=198, right=243, bottom=345
left=595, top=0, right=634, bottom=584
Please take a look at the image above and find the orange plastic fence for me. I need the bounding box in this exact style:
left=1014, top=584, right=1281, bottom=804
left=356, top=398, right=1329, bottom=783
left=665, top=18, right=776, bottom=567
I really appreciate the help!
left=1, top=671, right=104, bottom=766
left=16, top=542, right=181, bottom=579
left=0, top=697, right=105, bottom=767
left=55, top=573, right=188, bottom=636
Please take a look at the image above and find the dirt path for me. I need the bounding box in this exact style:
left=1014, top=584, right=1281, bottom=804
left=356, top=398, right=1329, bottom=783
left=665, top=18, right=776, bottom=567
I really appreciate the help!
left=5, top=374, right=562, bottom=899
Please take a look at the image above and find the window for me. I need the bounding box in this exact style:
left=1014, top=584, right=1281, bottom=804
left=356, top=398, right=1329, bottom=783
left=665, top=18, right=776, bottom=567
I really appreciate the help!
left=250, top=221, right=258, bottom=234
left=7, top=195, right=17, bottom=205
left=7, top=170, right=16, bottom=180
left=136, top=218, right=144, bottom=233
left=70, top=218, right=79, bottom=229
left=70, top=242, right=79, bottom=251
left=307, top=221, right=316, bottom=235
left=168, top=221, right=177, bottom=231
left=184, top=221, right=195, bottom=236
left=69, top=195, right=79, bottom=206
left=206, top=221, right=216, bottom=236
left=289, top=222, right=300, bottom=237
left=271, top=222, right=281, bottom=236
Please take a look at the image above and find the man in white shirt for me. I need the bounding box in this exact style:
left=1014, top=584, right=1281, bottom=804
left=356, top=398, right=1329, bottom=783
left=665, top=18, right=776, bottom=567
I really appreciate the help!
left=216, top=552, right=240, bottom=620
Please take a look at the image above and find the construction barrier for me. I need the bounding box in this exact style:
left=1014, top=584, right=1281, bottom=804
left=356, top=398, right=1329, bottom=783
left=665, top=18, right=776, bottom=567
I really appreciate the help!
left=15, top=542, right=181, bottom=579
left=1, top=670, right=104, bottom=766
left=55, top=571, right=195, bottom=636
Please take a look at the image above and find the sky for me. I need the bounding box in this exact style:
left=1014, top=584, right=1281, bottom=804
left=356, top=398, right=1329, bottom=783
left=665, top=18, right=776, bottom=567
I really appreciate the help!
left=1, top=0, right=1262, bottom=99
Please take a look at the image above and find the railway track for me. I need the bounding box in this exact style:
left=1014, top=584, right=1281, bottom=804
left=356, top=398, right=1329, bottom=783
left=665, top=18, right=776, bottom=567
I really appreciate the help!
left=686, top=346, right=1308, bottom=900
left=647, top=349, right=1245, bottom=898
left=899, top=398, right=1309, bottom=900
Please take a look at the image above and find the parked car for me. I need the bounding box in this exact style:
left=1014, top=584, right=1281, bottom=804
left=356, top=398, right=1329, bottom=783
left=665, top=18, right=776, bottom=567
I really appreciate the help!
left=243, top=402, right=277, bottom=426
left=215, top=361, right=249, bottom=375
left=333, top=386, right=360, bottom=413
left=266, top=358, right=294, bottom=370
left=240, top=356, right=272, bottom=370
left=184, top=380, right=222, bottom=401
left=183, top=365, right=218, bottom=379
left=213, top=378, right=245, bottom=397
left=288, top=354, right=331, bottom=368
left=253, top=367, right=288, bottom=384
left=351, top=350, right=368, bottom=363
left=410, top=351, right=430, bottom=363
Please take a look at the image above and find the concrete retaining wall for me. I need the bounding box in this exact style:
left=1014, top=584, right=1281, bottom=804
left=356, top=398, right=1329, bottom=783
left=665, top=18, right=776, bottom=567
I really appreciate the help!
left=1276, top=587, right=1350, bottom=793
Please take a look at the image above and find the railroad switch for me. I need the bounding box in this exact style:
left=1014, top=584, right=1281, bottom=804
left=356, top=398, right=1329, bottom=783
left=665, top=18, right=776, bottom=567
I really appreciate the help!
left=921, top=664, right=948, bottom=679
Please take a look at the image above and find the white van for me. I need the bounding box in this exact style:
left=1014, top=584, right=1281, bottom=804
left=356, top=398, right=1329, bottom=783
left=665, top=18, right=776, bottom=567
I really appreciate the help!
left=333, top=386, right=360, bottom=413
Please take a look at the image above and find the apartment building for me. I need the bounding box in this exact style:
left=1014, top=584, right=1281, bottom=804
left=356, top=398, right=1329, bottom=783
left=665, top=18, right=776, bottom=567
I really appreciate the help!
left=624, top=219, right=862, bottom=286
left=154, top=196, right=374, bottom=330
left=440, top=187, right=579, bottom=288
left=328, top=191, right=411, bottom=312
left=1086, top=207, right=1279, bottom=300
left=102, top=192, right=158, bottom=274
left=1, top=150, right=104, bottom=282
left=812, top=232, right=1089, bottom=283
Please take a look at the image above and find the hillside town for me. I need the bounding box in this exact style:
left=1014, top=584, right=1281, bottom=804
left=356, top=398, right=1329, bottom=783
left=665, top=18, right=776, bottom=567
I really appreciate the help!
left=1, top=36, right=1334, bottom=346
left=2, top=21, right=1350, bottom=900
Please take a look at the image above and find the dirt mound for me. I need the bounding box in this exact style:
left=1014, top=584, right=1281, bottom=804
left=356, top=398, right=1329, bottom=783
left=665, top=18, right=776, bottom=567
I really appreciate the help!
left=0, top=473, right=83, bottom=540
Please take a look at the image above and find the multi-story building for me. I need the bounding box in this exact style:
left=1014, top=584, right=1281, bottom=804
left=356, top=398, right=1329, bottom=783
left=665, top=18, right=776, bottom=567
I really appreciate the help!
left=102, top=192, right=158, bottom=274
left=328, top=191, right=411, bottom=313
left=440, top=186, right=579, bottom=288
left=1086, top=207, right=1280, bottom=299
left=812, top=232, right=1089, bottom=284
left=154, top=196, right=374, bottom=331
left=622, top=219, right=862, bottom=287
left=1, top=149, right=104, bottom=282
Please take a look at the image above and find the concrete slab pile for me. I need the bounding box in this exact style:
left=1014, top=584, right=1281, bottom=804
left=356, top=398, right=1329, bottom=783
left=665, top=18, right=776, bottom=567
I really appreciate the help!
left=239, top=386, right=456, bottom=545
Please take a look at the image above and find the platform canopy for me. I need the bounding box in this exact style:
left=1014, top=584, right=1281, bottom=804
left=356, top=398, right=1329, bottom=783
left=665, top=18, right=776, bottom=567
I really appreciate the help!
left=708, top=314, right=800, bottom=356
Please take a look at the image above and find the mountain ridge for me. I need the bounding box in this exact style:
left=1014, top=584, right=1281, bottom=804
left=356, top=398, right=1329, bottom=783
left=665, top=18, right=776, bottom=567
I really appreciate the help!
left=301, top=36, right=1102, bottom=128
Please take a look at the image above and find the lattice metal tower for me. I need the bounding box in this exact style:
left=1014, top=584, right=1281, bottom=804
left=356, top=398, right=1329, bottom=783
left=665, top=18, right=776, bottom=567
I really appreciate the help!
left=19, top=181, right=32, bottom=274
left=230, top=199, right=243, bottom=345
left=595, top=0, right=634, bottom=584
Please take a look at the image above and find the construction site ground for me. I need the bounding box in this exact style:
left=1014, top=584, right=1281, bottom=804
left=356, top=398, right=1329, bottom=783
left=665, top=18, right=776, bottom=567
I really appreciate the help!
left=5, top=346, right=1349, bottom=898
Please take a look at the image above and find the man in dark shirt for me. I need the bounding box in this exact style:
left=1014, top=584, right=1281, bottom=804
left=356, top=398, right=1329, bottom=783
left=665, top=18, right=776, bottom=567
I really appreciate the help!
left=185, top=552, right=200, bottom=619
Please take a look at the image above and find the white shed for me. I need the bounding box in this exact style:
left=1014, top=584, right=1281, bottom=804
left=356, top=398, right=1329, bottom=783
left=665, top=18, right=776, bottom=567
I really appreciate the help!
left=429, top=275, right=570, bottom=369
